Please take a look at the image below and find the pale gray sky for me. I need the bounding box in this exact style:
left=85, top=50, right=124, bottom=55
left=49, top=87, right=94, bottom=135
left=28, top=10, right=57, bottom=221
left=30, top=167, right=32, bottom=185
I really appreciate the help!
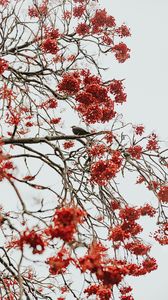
left=99, top=1, right=168, bottom=299
left=101, top=0, right=168, bottom=137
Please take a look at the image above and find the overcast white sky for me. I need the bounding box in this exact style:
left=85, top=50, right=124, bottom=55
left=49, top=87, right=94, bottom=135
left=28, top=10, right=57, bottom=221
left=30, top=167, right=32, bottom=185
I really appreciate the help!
left=101, top=0, right=168, bottom=137
left=99, top=1, right=168, bottom=299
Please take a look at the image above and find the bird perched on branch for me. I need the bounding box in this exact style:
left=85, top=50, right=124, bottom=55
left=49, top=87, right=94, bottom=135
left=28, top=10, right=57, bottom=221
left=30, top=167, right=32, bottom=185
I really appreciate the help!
left=71, top=126, right=90, bottom=136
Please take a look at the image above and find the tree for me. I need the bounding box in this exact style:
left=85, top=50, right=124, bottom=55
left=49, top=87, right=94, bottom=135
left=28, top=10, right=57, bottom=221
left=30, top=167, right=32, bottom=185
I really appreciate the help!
left=0, top=0, right=167, bottom=299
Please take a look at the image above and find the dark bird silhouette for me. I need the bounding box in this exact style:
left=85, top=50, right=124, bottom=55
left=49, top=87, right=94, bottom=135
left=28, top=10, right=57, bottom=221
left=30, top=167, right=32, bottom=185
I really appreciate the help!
left=71, top=126, right=90, bottom=136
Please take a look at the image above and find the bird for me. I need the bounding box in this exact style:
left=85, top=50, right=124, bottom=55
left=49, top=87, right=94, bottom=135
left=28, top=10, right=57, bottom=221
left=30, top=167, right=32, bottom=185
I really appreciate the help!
left=71, top=126, right=90, bottom=136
